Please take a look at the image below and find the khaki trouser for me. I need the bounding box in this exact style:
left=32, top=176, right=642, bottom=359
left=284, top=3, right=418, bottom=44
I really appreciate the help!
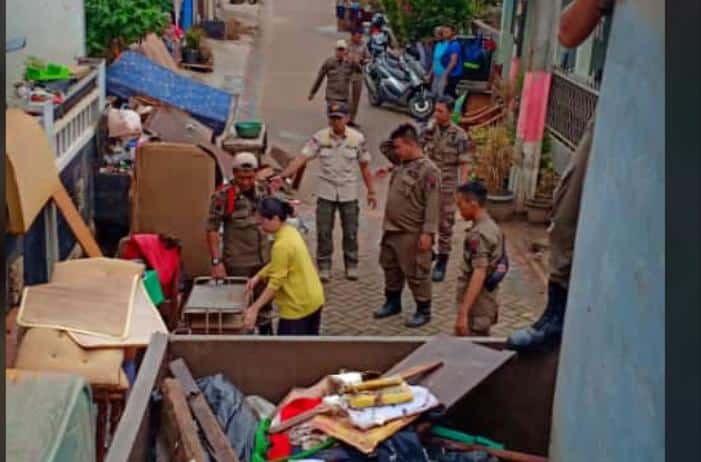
left=350, top=77, right=363, bottom=122
left=316, top=198, right=359, bottom=269
left=226, top=264, right=273, bottom=332
left=455, top=274, right=499, bottom=336
left=549, top=118, right=595, bottom=289
left=379, top=231, right=433, bottom=303
left=437, top=185, right=458, bottom=255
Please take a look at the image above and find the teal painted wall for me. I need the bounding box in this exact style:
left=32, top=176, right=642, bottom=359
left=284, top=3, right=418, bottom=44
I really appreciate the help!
left=549, top=1, right=664, bottom=460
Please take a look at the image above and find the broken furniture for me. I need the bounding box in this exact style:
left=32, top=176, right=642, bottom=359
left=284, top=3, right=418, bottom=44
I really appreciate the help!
left=5, top=108, right=102, bottom=257
left=13, top=257, right=168, bottom=461
left=105, top=335, right=560, bottom=460
left=179, top=277, right=250, bottom=335
left=107, top=51, right=235, bottom=135
left=131, top=142, right=216, bottom=278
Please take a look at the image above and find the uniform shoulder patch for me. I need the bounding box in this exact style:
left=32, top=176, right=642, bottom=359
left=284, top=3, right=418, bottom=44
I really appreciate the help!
left=345, top=128, right=364, bottom=146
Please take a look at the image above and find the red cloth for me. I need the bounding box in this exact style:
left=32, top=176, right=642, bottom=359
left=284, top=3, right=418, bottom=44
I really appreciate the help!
left=120, top=234, right=180, bottom=299
left=267, top=398, right=322, bottom=460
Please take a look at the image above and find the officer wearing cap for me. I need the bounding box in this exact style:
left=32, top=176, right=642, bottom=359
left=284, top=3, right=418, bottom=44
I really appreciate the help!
left=309, top=39, right=361, bottom=106
left=273, top=102, right=376, bottom=282
left=206, top=152, right=274, bottom=335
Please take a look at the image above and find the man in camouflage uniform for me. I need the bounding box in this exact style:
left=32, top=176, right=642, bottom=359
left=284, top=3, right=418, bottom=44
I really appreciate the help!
left=347, top=28, right=371, bottom=127
left=420, top=96, right=471, bottom=282
left=309, top=40, right=362, bottom=105
left=206, top=152, right=273, bottom=335
left=375, top=123, right=441, bottom=328
left=507, top=0, right=614, bottom=351
left=453, top=181, right=504, bottom=336
left=273, top=102, right=376, bottom=282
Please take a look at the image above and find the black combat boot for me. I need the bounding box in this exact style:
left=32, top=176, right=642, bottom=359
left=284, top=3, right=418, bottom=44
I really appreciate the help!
left=432, top=254, right=449, bottom=282
left=374, top=290, right=403, bottom=319
left=405, top=300, right=431, bottom=328
left=506, top=282, right=568, bottom=352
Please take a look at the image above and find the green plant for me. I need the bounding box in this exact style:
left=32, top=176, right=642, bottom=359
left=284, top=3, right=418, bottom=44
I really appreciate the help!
left=536, top=134, right=560, bottom=198
left=379, top=0, right=480, bottom=45
left=184, top=28, right=204, bottom=50
left=86, top=0, right=171, bottom=58
left=471, top=123, right=515, bottom=194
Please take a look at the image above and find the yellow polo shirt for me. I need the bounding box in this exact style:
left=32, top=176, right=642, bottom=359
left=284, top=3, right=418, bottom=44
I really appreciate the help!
left=258, top=224, right=324, bottom=320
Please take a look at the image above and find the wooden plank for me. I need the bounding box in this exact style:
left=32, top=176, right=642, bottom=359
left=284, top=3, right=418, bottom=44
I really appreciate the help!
left=383, top=334, right=515, bottom=409
left=169, top=358, right=239, bottom=462
left=52, top=185, right=103, bottom=257
left=161, top=378, right=208, bottom=462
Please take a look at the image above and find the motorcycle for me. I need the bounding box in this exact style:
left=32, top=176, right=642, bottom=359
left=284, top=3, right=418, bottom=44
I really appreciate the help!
left=363, top=50, right=435, bottom=121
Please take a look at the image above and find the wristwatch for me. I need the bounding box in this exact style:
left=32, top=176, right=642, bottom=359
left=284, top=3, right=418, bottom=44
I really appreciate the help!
left=211, top=257, right=222, bottom=266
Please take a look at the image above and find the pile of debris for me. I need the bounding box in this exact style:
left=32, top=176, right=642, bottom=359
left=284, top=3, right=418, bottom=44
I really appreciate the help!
left=153, top=336, right=548, bottom=462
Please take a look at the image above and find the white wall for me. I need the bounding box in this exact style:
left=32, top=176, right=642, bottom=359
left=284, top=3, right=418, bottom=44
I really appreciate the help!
left=5, top=0, right=86, bottom=101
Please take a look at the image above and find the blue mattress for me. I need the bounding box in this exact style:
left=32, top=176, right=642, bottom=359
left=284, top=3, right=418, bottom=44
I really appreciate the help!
left=107, top=51, right=234, bottom=135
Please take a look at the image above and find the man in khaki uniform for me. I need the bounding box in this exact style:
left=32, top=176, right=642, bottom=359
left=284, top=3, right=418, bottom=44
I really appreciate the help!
left=309, top=40, right=361, bottom=105
left=420, top=96, right=471, bottom=282
left=206, top=152, right=273, bottom=335
left=347, top=29, right=371, bottom=127
left=375, top=123, right=441, bottom=328
left=507, top=0, right=614, bottom=351
left=453, top=181, right=504, bottom=337
left=273, top=102, right=376, bottom=282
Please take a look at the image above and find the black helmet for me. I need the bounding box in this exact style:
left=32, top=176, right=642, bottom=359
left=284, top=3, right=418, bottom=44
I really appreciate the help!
left=372, top=13, right=386, bottom=27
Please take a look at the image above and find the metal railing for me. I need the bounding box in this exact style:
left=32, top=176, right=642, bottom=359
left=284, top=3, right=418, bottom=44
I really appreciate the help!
left=545, top=69, right=599, bottom=150
left=40, top=60, right=106, bottom=171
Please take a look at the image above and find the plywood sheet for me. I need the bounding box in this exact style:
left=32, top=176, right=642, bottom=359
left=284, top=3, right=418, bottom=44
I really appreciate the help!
left=5, top=108, right=62, bottom=234
left=383, top=334, right=515, bottom=409
left=68, top=280, right=168, bottom=348
left=17, top=258, right=143, bottom=339
left=132, top=143, right=216, bottom=277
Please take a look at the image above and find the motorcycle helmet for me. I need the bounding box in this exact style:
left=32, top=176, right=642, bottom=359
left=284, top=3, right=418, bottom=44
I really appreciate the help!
left=371, top=13, right=386, bottom=28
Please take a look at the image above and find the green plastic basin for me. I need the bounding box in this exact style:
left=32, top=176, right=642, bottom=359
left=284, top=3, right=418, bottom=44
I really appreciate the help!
left=235, top=120, right=263, bottom=139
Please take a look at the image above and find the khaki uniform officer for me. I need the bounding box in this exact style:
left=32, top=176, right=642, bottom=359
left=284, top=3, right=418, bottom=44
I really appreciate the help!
left=421, top=96, right=471, bottom=282
left=508, top=0, right=615, bottom=351
left=309, top=39, right=362, bottom=105
left=206, top=152, right=273, bottom=335
left=454, top=182, right=504, bottom=336
left=347, top=29, right=371, bottom=126
left=375, top=123, right=441, bottom=328
left=273, top=102, right=376, bottom=282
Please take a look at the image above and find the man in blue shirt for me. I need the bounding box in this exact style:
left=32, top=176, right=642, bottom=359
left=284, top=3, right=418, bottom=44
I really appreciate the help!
left=429, top=26, right=448, bottom=97
left=442, top=24, right=464, bottom=98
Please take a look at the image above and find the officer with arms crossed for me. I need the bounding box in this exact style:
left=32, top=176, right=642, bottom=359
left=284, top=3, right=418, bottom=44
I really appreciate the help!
left=375, top=123, right=441, bottom=328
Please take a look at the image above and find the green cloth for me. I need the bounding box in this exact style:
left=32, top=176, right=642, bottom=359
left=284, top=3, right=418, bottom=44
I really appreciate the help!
left=252, top=418, right=336, bottom=462
left=6, top=370, right=95, bottom=462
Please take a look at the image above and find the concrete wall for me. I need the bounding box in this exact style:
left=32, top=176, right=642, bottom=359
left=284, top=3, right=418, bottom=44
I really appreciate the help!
left=549, top=1, right=664, bottom=461
left=5, top=0, right=86, bottom=97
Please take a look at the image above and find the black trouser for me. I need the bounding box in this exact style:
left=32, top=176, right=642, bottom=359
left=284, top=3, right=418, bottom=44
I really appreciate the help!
left=445, top=75, right=462, bottom=98
left=277, top=308, right=322, bottom=336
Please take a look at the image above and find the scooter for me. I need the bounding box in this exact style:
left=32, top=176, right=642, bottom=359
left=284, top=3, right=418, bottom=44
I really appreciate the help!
left=363, top=50, right=434, bottom=121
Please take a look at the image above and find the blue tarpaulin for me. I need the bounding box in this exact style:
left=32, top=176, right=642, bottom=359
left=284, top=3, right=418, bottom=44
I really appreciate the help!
left=106, top=51, right=234, bottom=135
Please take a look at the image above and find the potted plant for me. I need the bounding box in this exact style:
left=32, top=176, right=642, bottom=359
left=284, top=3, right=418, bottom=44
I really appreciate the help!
left=526, top=135, right=559, bottom=224
left=471, top=123, right=516, bottom=221
left=182, top=28, right=204, bottom=64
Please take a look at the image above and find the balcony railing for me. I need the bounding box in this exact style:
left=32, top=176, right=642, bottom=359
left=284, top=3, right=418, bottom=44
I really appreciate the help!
left=38, top=60, right=106, bottom=171
left=545, top=69, right=599, bottom=150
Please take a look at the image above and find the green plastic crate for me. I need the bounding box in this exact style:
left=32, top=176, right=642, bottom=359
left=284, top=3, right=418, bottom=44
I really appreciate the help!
left=143, top=270, right=165, bottom=306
